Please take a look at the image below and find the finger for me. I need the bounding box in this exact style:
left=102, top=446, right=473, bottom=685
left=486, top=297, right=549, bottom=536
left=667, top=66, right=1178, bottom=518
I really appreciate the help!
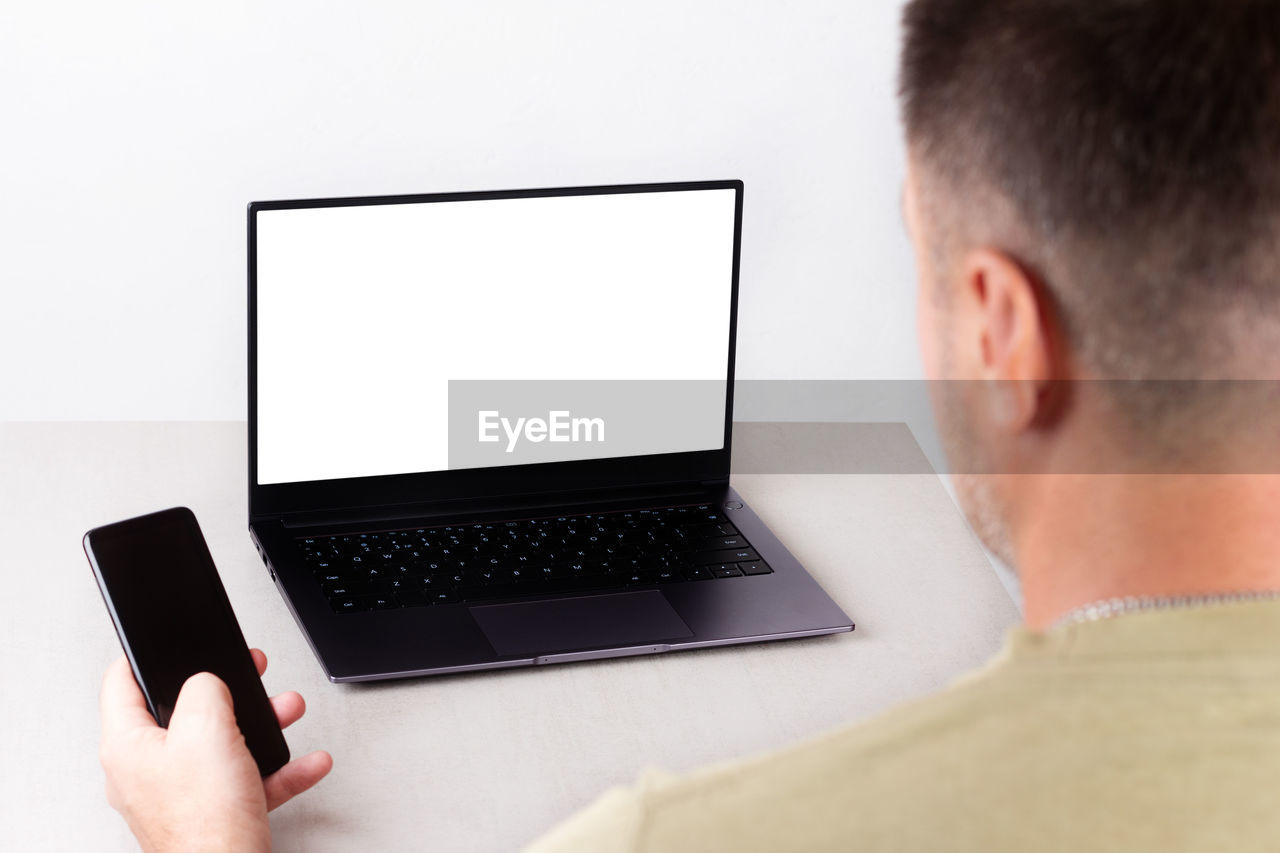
left=264, top=750, right=333, bottom=811
left=250, top=648, right=268, bottom=677
left=100, top=656, right=159, bottom=738
left=167, top=672, right=237, bottom=736
left=270, top=690, right=306, bottom=730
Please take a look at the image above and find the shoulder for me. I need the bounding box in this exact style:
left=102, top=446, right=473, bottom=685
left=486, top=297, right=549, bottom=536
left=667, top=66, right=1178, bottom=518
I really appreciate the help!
left=530, top=611, right=1280, bottom=852
left=527, top=656, right=1040, bottom=853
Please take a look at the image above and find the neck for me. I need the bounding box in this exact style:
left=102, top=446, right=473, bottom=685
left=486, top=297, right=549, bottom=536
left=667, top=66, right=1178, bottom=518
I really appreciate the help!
left=1015, top=473, right=1280, bottom=630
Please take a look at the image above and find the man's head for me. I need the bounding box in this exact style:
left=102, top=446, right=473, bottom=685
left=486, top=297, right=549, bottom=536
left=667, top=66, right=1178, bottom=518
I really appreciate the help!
left=898, top=0, right=1280, bottom=564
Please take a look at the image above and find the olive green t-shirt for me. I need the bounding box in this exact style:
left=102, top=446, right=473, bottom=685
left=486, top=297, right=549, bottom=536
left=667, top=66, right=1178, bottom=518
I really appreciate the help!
left=527, top=600, right=1280, bottom=852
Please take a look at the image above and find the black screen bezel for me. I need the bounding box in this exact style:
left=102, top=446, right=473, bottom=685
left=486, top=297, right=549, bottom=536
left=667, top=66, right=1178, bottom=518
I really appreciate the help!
left=247, top=180, right=743, bottom=520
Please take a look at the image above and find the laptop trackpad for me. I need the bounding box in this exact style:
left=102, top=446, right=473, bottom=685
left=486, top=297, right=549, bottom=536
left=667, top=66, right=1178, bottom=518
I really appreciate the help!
left=470, top=591, right=693, bottom=657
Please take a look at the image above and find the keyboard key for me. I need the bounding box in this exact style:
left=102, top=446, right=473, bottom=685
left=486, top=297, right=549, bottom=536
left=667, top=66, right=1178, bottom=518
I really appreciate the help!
left=712, top=566, right=743, bottom=579
left=322, top=582, right=370, bottom=598
left=475, top=583, right=522, bottom=600
left=542, top=576, right=613, bottom=595
left=331, top=595, right=375, bottom=613
left=395, top=589, right=429, bottom=608
left=690, top=547, right=761, bottom=565
left=697, top=535, right=747, bottom=550
left=738, top=560, right=772, bottom=576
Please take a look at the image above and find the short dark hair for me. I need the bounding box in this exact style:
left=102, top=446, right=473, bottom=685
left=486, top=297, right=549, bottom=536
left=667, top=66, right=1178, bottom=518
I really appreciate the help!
left=899, top=0, right=1280, bottom=387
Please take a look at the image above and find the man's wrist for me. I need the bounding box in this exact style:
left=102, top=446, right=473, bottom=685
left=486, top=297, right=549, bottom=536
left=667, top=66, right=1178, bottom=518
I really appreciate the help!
left=130, top=816, right=271, bottom=853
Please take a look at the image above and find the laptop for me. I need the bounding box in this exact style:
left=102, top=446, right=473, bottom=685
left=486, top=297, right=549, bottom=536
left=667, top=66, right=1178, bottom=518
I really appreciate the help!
left=247, top=180, right=853, bottom=682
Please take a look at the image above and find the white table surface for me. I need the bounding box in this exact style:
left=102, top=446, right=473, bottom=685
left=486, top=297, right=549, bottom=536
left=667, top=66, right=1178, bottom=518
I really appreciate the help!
left=0, top=422, right=1018, bottom=851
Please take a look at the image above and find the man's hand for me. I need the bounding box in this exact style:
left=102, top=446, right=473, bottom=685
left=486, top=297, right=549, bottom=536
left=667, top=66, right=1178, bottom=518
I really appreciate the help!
left=99, top=651, right=333, bottom=853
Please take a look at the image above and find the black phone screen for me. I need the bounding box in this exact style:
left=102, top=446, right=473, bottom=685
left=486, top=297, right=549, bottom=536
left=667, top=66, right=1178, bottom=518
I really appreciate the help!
left=84, top=507, right=289, bottom=776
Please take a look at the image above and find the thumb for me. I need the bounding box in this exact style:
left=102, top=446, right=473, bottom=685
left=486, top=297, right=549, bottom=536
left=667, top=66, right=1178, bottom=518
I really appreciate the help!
left=168, top=672, right=238, bottom=736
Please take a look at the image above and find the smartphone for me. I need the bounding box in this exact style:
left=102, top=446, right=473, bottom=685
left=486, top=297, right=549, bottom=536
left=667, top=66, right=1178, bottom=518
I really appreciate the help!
left=84, top=506, right=290, bottom=777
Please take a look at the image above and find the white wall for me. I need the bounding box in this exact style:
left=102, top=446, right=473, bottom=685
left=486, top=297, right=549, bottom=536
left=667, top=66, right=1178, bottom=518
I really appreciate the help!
left=2, top=0, right=918, bottom=420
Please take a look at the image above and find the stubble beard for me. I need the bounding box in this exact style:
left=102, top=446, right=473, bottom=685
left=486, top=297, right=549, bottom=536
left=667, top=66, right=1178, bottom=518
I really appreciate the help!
left=935, top=377, right=1018, bottom=569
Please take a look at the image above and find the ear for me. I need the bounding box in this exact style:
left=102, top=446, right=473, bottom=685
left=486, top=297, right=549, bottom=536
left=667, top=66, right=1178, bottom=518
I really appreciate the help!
left=956, top=248, right=1060, bottom=430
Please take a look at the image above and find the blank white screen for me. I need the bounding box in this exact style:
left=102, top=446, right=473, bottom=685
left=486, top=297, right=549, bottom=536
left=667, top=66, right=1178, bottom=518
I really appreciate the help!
left=255, top=188, right=736, bottom=485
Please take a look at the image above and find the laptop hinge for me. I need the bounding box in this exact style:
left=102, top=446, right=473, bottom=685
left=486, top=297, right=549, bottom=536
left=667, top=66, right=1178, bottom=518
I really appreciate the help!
left=270, top=480, right=728, bottom=530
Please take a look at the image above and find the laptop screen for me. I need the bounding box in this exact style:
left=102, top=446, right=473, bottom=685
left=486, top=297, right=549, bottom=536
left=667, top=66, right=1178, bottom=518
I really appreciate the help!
left=254, top=186, right=737, bottom=486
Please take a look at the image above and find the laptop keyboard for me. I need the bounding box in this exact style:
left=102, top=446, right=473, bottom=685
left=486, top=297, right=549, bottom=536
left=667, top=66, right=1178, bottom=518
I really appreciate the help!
left=295, top=503, right=773, bottom=613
